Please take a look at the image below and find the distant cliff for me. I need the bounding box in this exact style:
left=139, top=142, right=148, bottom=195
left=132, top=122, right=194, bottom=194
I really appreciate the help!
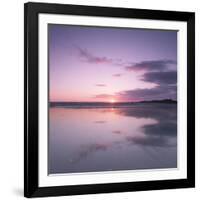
left=136, top=99, right=177, bottom=104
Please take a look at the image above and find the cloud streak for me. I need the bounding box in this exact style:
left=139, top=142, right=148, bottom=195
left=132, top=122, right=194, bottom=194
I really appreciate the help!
left=76, top=47, right=129, bottom=67
left=112, top=73, right=123, bottom=77
left=125, top=60, right=176, bottom=72
left=93, top=94, right=115, bottom=99
left=77, top=47, right=112, bottom=64
left=95, top=84, right=107, bottom=87
left=141, top=71, right=177, bottom=85
left=117, top=85, right=177, bottom=101
left=94, top=84, right=177, bottom=101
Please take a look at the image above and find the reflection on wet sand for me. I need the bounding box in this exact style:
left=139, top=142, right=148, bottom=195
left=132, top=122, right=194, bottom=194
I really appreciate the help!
left=112, top=130, right=123, bottom=135
left=116, top=104, right=177, bottom=148
left=67, top=143, right=112, bottom=164
left=49, top=104, right=177, bottom=174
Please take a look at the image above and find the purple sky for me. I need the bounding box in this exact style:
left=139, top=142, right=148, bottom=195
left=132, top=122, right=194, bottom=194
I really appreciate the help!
left=49, top=24, right=177, bottom=102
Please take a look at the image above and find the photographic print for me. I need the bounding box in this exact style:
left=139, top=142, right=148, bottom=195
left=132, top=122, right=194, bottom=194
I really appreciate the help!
left=48, top=25, right=177, bottom=174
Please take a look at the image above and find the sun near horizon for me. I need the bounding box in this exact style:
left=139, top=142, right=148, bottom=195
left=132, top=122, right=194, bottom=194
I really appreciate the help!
left=109, top=99, right=116, bottom=103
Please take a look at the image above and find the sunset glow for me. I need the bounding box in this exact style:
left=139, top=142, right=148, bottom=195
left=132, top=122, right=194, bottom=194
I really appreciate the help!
left=109, top=99, right=116, bottom=103
left=49, top=24, right=177, bottom=102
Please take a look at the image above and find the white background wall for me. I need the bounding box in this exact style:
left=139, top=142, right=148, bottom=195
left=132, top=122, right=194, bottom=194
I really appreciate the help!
left=0, top=0, right=199, bottom=199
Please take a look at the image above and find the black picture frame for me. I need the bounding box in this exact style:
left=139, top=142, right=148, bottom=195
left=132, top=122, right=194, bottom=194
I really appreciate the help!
left=24, top=2, right=195, bottom=198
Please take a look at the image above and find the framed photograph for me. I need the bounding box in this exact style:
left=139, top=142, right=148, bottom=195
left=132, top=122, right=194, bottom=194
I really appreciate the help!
left=24, top=2, right=195, bottom=198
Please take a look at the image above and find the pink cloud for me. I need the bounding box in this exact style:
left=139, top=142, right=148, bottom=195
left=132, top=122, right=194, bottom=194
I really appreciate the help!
left=95, top=84, right=107, bottom=87
left=112, top=73, right=122, bottom=77
left=77, top=47, right=112, bottom=64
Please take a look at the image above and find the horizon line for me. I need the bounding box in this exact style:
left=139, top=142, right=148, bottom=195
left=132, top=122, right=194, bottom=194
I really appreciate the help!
left=49, top=99, right=177, bottom=103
